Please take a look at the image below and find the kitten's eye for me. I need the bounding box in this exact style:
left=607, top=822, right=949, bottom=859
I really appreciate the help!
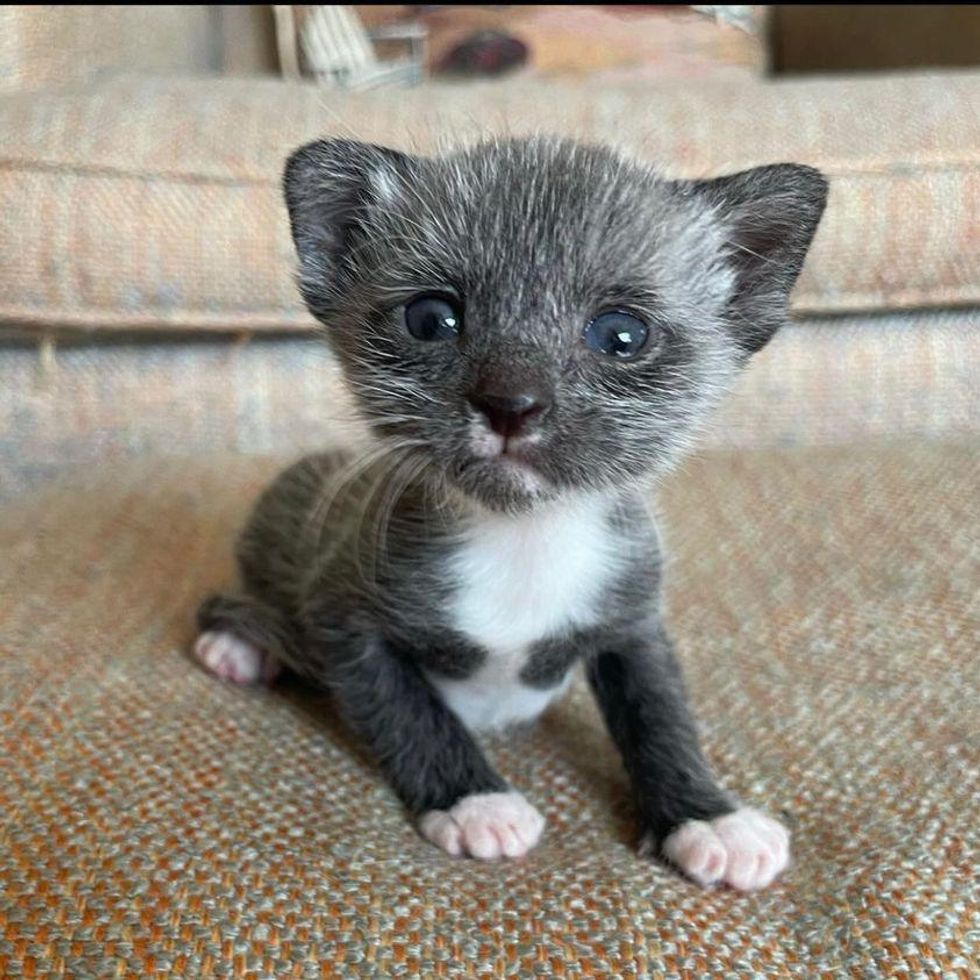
left=403, top=294, right=462, bottom=342
left=583, top=310, right=649, bottom=359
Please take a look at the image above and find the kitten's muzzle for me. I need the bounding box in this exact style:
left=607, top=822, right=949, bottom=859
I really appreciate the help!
left=466, top=390, right=551, bottom=439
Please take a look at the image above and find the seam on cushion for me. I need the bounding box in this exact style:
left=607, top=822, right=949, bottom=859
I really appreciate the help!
left=1, top=156, right=979, bottom=187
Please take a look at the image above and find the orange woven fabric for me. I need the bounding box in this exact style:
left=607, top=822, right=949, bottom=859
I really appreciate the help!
left=1, top=444, right=977, bottom=975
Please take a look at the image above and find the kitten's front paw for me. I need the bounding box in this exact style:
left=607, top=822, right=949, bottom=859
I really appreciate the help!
left=419, top=791, right=545, bottom=860
left=659, top=807, right=790, bottom=891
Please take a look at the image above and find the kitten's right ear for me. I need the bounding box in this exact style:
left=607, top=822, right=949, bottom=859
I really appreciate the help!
left=283, top=139, right=409, bottom=309
left=688, top=164, right=828, bottom=354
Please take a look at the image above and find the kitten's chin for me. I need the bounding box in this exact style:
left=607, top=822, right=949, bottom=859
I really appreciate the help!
left=451, top=456, right=556, bottom=514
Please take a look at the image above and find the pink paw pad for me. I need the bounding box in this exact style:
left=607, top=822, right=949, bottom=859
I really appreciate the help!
left=419, top=791, right=546, bottom=860
left=193, top=630, right=280, bottom=685
left=662, top=807, right=790, bottom=891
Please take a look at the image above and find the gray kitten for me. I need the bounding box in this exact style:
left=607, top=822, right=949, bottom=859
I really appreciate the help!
left=194, top=136, right=826, bottom=890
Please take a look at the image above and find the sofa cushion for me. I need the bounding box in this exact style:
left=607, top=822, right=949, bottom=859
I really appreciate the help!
left=1, top=444, right=976, bottom=973
left=1, top=71, right=978, bottom=333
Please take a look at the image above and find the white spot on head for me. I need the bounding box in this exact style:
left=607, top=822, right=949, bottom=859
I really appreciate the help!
left=370, top=165, right=399, bottom=204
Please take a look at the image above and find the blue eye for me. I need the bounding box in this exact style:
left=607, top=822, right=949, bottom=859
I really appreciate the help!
left=403, top=294, right=462, bottom=342
left=583, top=310, right=649, bottom=359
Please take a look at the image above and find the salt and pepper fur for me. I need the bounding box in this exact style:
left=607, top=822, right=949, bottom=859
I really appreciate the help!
left=196, top=136, right=827, bottom=889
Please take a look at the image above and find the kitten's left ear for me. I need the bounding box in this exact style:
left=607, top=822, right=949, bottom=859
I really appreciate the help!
left=690, top=164, right=828, bottom=354
left=283, top=138, right=412, bottom=316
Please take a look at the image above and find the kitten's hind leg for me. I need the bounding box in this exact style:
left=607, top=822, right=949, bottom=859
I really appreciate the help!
left=193, top=593, right=291, bottom=684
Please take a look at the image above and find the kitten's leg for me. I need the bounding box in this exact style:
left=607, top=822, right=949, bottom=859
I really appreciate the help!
left=307, top=623, right=544, bottom=860
left=587, top=622, right=789, bottom=891
left=193, top=593, right=291, bottom=684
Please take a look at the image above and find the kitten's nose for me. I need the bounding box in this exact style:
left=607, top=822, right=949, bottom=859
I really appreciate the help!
left=467, top=390, right=551, bottom=438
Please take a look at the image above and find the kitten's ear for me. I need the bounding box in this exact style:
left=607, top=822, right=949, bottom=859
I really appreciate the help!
left=691, top=164, right=828, bottom=354
left=283, top=139, right=410, bottom=309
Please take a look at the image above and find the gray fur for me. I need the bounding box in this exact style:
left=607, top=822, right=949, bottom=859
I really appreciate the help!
left=199, top=136, right=826, bottom=853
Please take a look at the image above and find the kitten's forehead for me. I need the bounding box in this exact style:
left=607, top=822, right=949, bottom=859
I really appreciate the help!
left=386, top=137, right=727, bottom=319
left=435, top=138, right=657, bottom=229
left=446, top=137, right=629, bottom=189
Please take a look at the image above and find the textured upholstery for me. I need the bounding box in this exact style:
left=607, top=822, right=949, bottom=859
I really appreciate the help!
left=2, top=71, right=979, bottom=333
left=1, top=445, right=977, bottom=975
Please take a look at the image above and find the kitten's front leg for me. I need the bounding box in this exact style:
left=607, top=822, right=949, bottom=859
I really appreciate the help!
left=587, top=621, right=790, bottom=890
left=306, top=620, right=545, bottom=860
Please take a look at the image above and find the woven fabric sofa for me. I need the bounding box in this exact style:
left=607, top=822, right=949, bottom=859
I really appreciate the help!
left=1, top=13, right=978, bottom=976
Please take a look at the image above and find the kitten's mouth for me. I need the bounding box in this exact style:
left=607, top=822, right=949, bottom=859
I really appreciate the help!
left=480, top=437, right=542, bottom=477
left=458, top=445, right=538, bottom=477
left=453, top=432, right=551, bottom=507
left=499, top=438, right=536, bottom=465
left=469, top=428, right=541, bottom=469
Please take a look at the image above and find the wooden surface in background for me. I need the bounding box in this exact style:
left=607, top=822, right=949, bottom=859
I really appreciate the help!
left=770, top=5, right=980, bottom=74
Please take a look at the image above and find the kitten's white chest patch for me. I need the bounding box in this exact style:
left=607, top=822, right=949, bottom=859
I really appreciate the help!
left=450, top=495, right=614, bottom=652
left=431, top=495, right=615, bottom=731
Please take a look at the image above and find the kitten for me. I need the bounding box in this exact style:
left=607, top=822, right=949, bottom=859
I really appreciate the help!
left=194, top=136, right=826, bottom=890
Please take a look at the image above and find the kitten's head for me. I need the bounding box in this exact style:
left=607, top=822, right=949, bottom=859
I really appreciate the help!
left=284, top=136, right=826, bottom=512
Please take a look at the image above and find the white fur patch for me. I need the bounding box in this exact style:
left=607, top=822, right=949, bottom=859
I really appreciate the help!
left=369, top=165, right=399, bottom=204
left=418, top=791, right=545, bottom=860
left=450, top=494, right=613, bottom=652
left=661, top=807, right=790, bottom=891
left=435, top=495, right=615, bottom=731
left=429, top=670, right=573, bottom=733
left=193, top=631, right=280, bottom=685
